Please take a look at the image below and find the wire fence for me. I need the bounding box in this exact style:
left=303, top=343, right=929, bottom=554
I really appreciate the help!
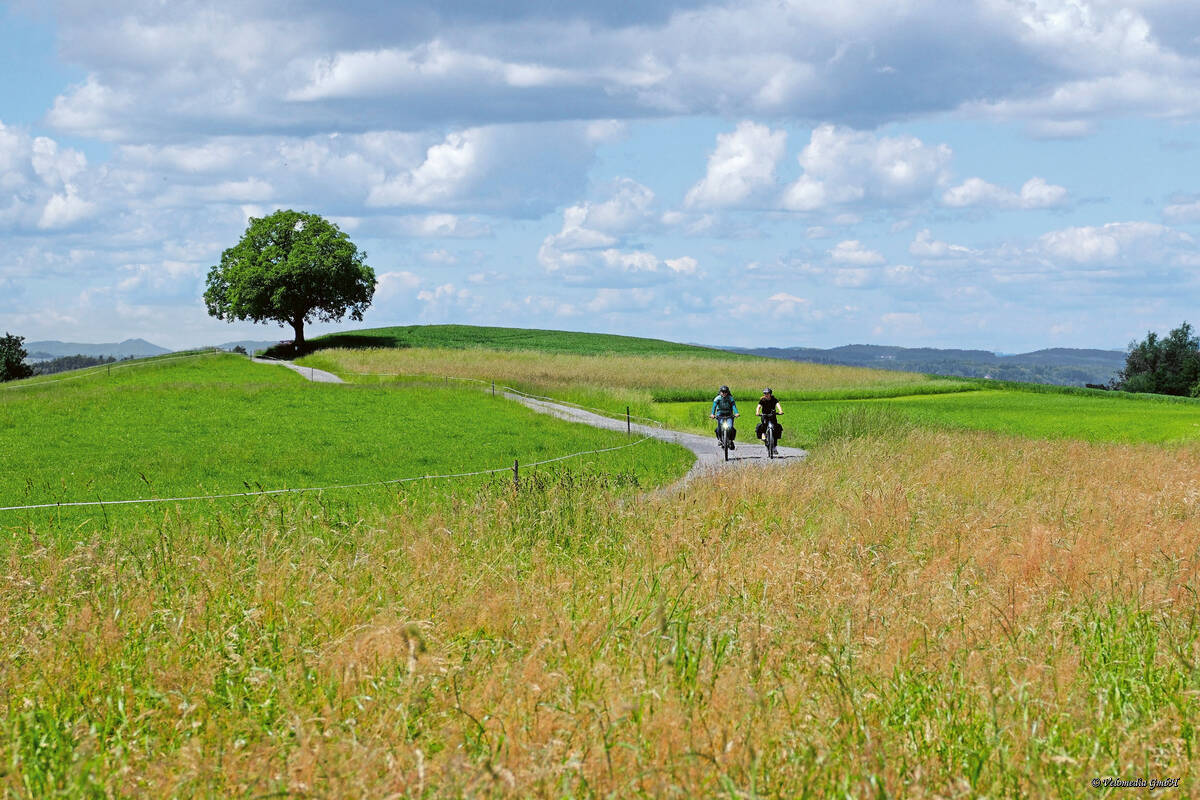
left=0, top=355, right=668, bottom=514
left=0, top=349, right=224, bottom=391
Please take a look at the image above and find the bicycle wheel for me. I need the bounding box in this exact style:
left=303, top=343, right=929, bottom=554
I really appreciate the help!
left=722, top=426, right=730, bottom=461
left=766, top=423, right=775, bottom=458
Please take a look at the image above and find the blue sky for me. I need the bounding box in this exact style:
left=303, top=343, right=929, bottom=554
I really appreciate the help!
left=2, top=0, right=1199, bottom=351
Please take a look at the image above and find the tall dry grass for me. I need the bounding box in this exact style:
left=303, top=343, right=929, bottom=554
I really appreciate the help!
left=4, top=430, right=1200, bottom=796
left=308, top=346, right=928, bottom=401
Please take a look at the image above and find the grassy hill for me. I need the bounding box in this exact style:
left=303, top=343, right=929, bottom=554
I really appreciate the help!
left=4, top=326, right=1200, bottom=796
left=265, top=323, right=740, bottom=358
left=0, top=351, right=691, bottom=527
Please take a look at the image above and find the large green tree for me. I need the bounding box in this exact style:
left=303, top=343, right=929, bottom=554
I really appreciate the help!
left=204, top=210, right=376, bottom=348
left=1117, top=321, right=1200, bottom=396
left=0, top=333, right=33, bottom=382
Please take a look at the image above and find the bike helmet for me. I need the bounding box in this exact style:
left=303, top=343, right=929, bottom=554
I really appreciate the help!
left=719, top=385, right=730, bottom=393
left=763, top=387, right=773, bottom=394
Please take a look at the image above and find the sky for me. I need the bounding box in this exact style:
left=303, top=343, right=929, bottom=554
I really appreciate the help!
left=2, top=0, right=1199, bottom=352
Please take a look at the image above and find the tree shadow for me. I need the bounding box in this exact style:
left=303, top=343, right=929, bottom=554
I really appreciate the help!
left=260, top=334, right=411, bottom=359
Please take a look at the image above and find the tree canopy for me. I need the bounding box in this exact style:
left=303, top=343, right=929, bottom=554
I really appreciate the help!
left=204, top=210, right=376, bottom=347
left=0, top=333, right=34, bottom=382
left=1116, top=322, right=1200, bottom=396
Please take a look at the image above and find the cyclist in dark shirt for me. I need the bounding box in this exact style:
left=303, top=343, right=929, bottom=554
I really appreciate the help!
left=755, top=387, right=783, bottom=444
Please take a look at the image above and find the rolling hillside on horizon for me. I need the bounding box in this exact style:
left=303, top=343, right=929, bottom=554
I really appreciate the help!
left=24, top=338, right=171, bottom=362
left=729, top=343, right=1127, bottom=386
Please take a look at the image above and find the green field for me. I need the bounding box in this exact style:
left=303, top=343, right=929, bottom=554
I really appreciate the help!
left=652, top=388, right=1200, bottom=447
left=6, top=326, right=1200, bottom=796
left=296, top=326, right=1200, bottom=448
left=0, top=352, right=692, bottom=534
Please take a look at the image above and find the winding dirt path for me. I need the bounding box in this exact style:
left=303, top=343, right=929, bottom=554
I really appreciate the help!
left=508, top=394, right=806, bottom=485
left=252, top=357, right=345, bottom=383
left=262, top=358, right=806, bottom=485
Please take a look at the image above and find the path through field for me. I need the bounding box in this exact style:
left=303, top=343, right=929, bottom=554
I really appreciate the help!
left=263, top=357, right=806, bottom=483
left=508, top=393, right=806, bottom=485
left=252, top=357, right=345, bottom=383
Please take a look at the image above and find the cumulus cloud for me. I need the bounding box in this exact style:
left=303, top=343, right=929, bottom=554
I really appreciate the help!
left=538, top=178, right=692, bottom=284
left=1036, top=221, right=1192, bottom=265
left=781, top=125, right=953, bottom=211
left=829, top=240, right=885, bottom=266
left=684, top=121, right=786, bottom=208
left=767, top=292, right=809, bottom=314
left=0, top=123, right=97, bottom=231
left=942, top=176, right=1068, bottom=209
left=1164, top=198, right=1200, bottom=224
left=45, top=0, right=1200, bottom=143
left=909, top=229, right=976, bottom=259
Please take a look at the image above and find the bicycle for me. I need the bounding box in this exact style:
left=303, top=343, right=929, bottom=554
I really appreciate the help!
left=757, top=411, right=782, bottom=458
left=714, top=414, right=735, bottom=461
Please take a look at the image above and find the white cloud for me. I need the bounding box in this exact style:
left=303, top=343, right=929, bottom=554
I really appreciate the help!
left=38, top=187, right=97, bottom=230
left=684, top=121, right=786, bottom=209
left=368, top=130, right=482, bottom=206
left=942, top=176, right=1068, bottom=209
left=767, top=292, right=808, bottom=315
left=289, top=42, right=578, bottom=102
left=0, top=123, right=97, bottom=232
left=664, top=256, right=699, bottom=274
left=781, top=125, right=952, bottom=211
left=1164, top=200, right=1200, bottom=224
left=33, top=0, right=1200, bottom=147
left=909, top=229, right=976, bottom=259
left=1037, top=221, right=1189, bottom=265
left=829, top=239, right=885, bottom=266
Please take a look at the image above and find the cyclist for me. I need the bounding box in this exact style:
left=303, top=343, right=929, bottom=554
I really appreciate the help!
left=710, top=384, right=740, bottom=449
left=755, top=387, right=783, bottom=447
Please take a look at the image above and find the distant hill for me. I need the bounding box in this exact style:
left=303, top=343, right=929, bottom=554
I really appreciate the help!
left=24, top=338, right=171, bottom=362
left=729, top=344, right=1127, bottom=387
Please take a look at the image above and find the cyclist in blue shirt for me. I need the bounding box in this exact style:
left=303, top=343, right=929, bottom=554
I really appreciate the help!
left=709, top=384, right=740, bottom=449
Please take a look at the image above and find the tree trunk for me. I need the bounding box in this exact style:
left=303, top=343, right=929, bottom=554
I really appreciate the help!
left=291, top=317, right=305, bottom=348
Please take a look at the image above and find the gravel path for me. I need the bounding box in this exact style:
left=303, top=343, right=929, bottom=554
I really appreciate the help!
left=257, top=357, right=806, bottom=486
left=507, top=395, right=806, bottom=486
left=252, top=357, right=345, bottom=383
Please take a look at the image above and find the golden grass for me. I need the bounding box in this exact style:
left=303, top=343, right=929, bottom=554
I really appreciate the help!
left=309, top=346, right=928, bottom=401
left=4, top=429, right=1200, bottom=795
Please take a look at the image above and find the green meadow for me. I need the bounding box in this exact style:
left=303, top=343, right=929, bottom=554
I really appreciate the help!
left=297, top=324, right=1200, bottom=448
left=653, top=387, right=1200, bottom=447
left=0, top=351, right=691, bottom=535
left=5, top=325, right=1200, bottom=797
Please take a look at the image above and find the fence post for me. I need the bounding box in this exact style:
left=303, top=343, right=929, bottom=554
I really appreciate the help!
left=626, top=406, right=631, bottom=437
left=492, top=380, right=495, bottom=397
left=512, top=459, right=519, bottom=490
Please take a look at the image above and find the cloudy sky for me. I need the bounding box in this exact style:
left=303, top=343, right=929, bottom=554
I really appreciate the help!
left=2, top=0, right=1199, bottom=351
